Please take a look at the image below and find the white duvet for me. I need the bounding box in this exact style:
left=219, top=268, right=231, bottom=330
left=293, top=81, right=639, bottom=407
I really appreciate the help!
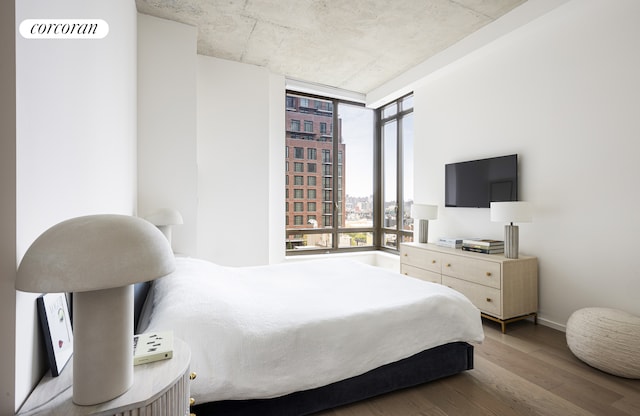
left=140, top=257, right=484, bottom=403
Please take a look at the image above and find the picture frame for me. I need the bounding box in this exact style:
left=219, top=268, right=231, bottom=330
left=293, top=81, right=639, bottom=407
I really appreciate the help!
left=37, top=293, right=73, bottom=376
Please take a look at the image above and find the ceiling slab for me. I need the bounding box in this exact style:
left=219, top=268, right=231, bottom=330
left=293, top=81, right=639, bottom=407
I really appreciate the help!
left=136, top=0, right=527, bottom=94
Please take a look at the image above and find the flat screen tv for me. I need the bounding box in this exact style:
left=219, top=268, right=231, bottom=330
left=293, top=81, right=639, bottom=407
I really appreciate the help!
left=445, top=154, right=518, bottom=208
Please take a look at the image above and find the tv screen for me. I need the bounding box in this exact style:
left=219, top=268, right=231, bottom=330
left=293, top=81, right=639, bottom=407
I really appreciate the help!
left=445, top=154, right=518, bottom=208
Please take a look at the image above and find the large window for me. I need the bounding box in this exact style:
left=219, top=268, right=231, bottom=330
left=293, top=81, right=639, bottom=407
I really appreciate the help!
left=380, top=94, right=414, bottom=248
left=286, top=92, right=374, bottom=253
left=285, top=91, right=411, bottom=254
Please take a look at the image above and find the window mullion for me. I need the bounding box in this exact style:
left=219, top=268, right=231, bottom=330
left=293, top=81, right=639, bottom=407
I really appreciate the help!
left=373, top=112, right=382, bottom=248
left=396, top=114, right=403, bottom=238
left=376, top=92, right=414, bottom=251
left=332, top=98, right=339, bottom=250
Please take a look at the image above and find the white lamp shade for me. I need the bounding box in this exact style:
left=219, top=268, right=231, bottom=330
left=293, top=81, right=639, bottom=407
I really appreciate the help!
left=144, top=208, right=184, bottom=226
left=16, top=214, right=176, bottom=293
left=411, top=204, right=438, bottom=220
left=490, top=201, right=533, bottom=223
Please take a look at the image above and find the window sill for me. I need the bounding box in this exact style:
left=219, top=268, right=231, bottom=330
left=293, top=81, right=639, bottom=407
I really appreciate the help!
left=283, top=250, right=399, bottom=271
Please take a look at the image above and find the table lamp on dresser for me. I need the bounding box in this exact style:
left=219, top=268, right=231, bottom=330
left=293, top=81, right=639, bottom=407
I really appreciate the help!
left=490, top=201, right=533, bottom=259
left=411, top=204, right=438, bottom=243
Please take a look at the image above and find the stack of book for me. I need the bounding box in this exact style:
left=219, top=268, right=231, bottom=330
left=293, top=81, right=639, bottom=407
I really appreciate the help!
left=436, top=237, right=463, bottom=249
left=462, top=239, right=504, bottom=254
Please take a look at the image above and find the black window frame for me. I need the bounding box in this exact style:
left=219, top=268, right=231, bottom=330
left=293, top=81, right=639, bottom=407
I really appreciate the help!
left=376, top=93, right=415, bottom=251
left=285, top=90, right=413, bottom=256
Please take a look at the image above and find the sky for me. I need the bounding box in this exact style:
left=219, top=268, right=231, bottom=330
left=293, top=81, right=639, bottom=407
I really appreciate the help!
left=338, top=103, right=414, bottom=202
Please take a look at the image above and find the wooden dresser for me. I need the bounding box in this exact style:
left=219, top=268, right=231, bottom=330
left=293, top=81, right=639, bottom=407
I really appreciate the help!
left=400, top=242, right=538, bottom=333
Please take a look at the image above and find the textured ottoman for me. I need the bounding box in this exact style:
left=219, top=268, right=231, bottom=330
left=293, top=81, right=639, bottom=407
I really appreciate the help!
left=566, top=307, right=640, bottom=378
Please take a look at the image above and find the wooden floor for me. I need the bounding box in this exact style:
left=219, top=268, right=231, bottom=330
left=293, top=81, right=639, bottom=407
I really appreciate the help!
left=317, top=319, right=640, bottom=416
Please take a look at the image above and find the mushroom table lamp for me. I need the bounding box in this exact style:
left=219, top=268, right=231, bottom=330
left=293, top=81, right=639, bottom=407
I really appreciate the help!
left=144, top=208, right=183, bottom=246
left=16, top=214, right=175, bottom=405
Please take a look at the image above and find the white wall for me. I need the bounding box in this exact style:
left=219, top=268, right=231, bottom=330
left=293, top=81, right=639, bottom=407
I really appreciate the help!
left=268, top=74, right=286, bottom=264
left=411, top=0, right=640, bottom=328
left=0, top=2, right=16, bottom=414
left=197, top=55, right=285, bottom=266
left=366, top=0, right=571, bottom=108
left=137, top=14, right=198, bottom=256
left=137, top=16, right=286, bottom=267
left=14, top=0, right=138, bottom=410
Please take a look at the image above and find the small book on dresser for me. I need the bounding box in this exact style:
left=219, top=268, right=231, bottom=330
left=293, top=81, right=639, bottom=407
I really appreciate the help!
left=133, top=331, right=174, bottom=365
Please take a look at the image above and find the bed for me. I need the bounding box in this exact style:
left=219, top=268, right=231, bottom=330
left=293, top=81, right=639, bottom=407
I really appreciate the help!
left=136, top=256, right=484, bottom=415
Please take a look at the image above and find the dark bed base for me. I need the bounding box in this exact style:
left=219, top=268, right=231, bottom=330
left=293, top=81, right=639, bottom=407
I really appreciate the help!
left=191, top=341, right=474, bottom=416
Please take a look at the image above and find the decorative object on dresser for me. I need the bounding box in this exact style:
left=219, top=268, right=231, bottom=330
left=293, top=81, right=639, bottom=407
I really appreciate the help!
left=16, top=214, right=176, bottom=406
left=436, top=237, right=463, bottom=249
left=462, top=239, right=504, bottom=254
left=410, top=203, right=438, bottom=243
left=566, top=307, right=640, bottom=379
left=490, top=201, right=532, bottom=259
left=400, top=242, right=538, bottom=333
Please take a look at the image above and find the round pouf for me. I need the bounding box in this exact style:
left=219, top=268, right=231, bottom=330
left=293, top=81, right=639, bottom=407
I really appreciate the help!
left=566, top=307, right=640, bottom=379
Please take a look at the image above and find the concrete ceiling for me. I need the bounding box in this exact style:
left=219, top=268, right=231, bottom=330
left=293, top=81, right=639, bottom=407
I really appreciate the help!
left=136, top=0, right=527, bottom=94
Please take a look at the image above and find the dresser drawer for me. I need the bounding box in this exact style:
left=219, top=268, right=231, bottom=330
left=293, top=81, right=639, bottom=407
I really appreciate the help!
left=401, top=264, right=442, bottom=284
left=443, top=276, right=501, bottom=317
left=400, top=245, right=441, bottom=273
left=440, top=253, right=501, bottom=289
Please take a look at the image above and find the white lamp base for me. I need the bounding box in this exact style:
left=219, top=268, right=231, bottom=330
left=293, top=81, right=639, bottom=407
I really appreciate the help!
left=72, top=285, right=134, bottom=405
left=504, top=224, right=519, bottom=259
left=413, top=219, right=429, bottom=243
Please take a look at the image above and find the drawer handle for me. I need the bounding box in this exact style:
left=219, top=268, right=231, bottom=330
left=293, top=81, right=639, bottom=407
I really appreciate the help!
left=486, top=272, right=492, bottom=277
left=431, top=260, right=436, bottom=264
left=403, top=272, right=408, bottom=275
left=190, top=397, right=196, bottom=406
left=403, top=253, right=408, bottom=257
left=445, top=263, right=451, bottom=267
left=190, top=372, right=197, bottom=380
left=486, top=297, right=492, bottom=302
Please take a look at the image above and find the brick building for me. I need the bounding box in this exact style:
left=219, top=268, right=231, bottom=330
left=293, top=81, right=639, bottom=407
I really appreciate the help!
left=285, top=94, right=346, bottom=239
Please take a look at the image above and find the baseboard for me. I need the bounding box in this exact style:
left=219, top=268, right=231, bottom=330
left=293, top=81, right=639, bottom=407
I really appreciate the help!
left=537, top=317, right=566, bottom=332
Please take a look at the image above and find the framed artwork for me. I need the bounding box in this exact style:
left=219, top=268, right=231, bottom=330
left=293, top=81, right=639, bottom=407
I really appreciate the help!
left=37, top=293, right=73, bottom=376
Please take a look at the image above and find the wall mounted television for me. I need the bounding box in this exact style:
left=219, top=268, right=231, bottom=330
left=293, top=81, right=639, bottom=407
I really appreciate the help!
left=445, top=154, right=518, bottom=208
